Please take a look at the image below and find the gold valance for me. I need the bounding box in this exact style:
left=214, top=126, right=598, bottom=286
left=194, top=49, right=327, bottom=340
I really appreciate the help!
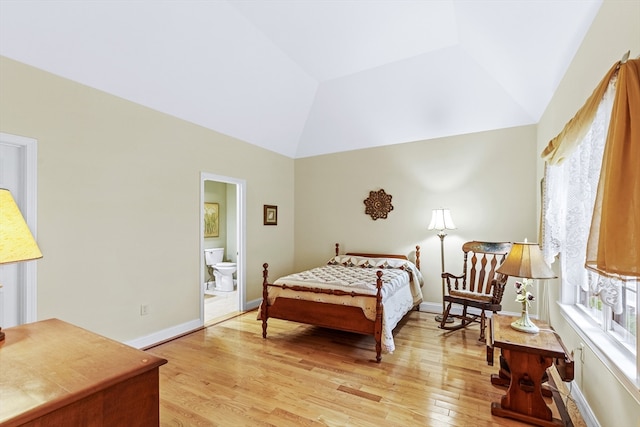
left=541, top=62, right=619, bottom=165
left=542, top=54, right=639, bottom=278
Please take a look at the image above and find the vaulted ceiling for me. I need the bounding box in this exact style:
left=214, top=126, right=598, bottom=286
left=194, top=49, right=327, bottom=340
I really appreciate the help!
left=0, top=1, right=602, bottom=158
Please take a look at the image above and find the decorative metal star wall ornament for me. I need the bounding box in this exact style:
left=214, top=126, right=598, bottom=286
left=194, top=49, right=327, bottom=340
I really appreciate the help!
left=364, top=189, right=394, bottom=220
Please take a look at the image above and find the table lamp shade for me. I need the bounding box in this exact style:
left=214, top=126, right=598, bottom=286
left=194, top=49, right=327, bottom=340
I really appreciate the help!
left=428, top=209, right=456, bottom=231
left=0, top=188, right=42, bottom=264
left=496, top=242, right=556, bottom=279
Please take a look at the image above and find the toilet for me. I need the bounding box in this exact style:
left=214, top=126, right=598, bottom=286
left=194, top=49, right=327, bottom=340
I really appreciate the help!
left=204, top=248, right=237, bottom=292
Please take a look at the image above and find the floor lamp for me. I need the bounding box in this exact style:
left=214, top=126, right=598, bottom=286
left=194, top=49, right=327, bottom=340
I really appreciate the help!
left=0, top=188, right=43, bottom=341
left=428, top=208, right=456, bottom=323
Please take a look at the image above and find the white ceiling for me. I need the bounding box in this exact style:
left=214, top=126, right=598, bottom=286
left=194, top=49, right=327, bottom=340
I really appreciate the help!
left=0, top=1, right=602, bottom=158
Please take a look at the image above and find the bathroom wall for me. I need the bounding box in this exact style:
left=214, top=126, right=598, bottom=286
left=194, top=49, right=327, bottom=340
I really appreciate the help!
left=204, top=180, right=226, bottom=280
left=203, top=180, right=238, bottom=280
left=204, top=180, right=227, bottom=246
left=225, top=183, right=238, bottom=263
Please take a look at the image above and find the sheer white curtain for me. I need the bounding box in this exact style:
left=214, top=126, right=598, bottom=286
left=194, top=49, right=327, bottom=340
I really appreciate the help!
left=541, top=78, right=623, bottom=313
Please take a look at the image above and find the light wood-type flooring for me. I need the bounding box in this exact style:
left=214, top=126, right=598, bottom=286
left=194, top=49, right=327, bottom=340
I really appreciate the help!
left=148, top=310, right=585, bottom=427
left=204, top=290, right=240, bottom=326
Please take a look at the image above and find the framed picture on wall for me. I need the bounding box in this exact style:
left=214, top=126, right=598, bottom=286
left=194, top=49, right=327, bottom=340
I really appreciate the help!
left=204, top=202, right=219, bottom=237
left=263, top=205, right=277, bottom=226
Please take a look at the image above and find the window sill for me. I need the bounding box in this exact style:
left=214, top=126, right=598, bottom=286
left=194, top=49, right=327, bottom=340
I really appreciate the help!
left=558, top=303, right=639, bottom=401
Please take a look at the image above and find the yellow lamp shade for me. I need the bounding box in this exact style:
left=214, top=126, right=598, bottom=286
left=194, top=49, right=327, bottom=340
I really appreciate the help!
left=496, top=241, right=555, bottom=279
left=0, top=188, right=42, bottom=264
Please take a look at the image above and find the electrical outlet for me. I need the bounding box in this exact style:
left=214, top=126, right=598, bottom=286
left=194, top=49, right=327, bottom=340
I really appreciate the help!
left=140, top=304, right=149, bottom=316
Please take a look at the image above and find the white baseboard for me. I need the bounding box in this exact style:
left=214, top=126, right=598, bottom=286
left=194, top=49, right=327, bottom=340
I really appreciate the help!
left=418, top=301, right=520, bottom=318
left=419, top=301, right=441, bottom=314
left=245, top=298, right=261, bottom=311
left=125, top=318, right=202, bottom=349
left=570, top=381, right=600, bottom=427
left=125, top=299, right=262, bottom=349
left=124, top=302, right=522, bottom=350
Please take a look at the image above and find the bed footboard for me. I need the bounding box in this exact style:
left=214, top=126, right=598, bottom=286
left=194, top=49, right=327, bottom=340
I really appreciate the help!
left=261, top=263, right=385, bottom=362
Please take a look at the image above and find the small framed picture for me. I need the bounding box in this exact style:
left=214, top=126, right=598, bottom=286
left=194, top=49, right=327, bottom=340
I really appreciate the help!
left=204, top=202, right=219, bottom=237
left=263, top=205, right=277, bottom=226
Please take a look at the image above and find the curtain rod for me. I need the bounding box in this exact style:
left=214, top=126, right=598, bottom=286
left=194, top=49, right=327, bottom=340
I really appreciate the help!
left=619, top=50, right=640, bottom=64
left=620, top=50, right=630, bottom=63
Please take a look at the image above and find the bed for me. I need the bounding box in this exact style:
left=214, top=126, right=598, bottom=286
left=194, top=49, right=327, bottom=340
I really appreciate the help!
left=260, top=244, right=423, bottom=362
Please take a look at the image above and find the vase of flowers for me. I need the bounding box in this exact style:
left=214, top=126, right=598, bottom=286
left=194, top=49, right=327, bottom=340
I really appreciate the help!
left=511, top=279, right=539, bottom=333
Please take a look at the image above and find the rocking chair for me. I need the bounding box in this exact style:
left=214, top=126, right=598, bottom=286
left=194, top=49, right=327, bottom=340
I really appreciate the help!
left=439, top=241, right=512, bottom=341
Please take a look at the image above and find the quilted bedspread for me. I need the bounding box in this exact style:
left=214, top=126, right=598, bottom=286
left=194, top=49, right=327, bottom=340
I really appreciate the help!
left=267, top=256, right=423, bottom=354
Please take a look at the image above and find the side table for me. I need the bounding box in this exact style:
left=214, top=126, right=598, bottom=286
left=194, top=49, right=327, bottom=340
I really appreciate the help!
left=487, top=314, right=574, bottom=427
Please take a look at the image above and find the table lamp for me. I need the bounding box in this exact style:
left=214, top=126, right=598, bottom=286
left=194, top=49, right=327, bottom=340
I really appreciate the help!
left=0, top=188, right=43, bottom=341
left=496, top=241, right=556, bottom=333
left=428, top=208, right=456, bottom=323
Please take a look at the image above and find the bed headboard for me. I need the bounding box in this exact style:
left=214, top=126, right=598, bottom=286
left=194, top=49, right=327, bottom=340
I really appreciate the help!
left=335, top=243, right=421, bottom=270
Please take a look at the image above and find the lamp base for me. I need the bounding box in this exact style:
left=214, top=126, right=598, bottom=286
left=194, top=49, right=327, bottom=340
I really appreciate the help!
left=435, top=314, right=455, bottom=323
left=510, top=312, right=539, bottom=333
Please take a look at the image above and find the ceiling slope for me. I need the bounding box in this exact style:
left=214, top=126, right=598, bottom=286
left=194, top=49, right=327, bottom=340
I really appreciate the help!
left=0, top=0, right=602, bottom=158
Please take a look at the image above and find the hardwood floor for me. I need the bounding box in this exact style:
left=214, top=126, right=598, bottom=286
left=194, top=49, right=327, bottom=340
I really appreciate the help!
left=148, top=310, right=584, bottom=426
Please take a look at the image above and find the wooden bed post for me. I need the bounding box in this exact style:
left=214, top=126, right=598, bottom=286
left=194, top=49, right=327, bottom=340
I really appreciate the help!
left=374, top=270, right=384, bottom=363
left=416, top=245, right=421, bottom=271
left=261, top=263, right=269, bottom=338
left=335, top=243, right=340, bottom=256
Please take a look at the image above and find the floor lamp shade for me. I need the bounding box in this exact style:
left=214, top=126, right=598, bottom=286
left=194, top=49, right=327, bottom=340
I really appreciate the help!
left=428, top=209, right=456, bottom=231
left=0, top=188, right=42, bottom=265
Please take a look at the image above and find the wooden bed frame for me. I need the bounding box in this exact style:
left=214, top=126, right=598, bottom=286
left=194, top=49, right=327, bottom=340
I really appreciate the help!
left=260, top=243, right=421, bottom=362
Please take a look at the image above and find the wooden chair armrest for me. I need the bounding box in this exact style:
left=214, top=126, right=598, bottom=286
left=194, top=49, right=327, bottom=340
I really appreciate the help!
left=442, top=272, right=464, bottom=280
left=490, top=277, right=508, bottom=304
left=442, top=272, right=465, bottom=293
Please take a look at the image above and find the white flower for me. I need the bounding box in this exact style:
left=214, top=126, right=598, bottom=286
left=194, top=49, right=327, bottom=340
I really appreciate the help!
left=514, top=281, right=535, bottom=306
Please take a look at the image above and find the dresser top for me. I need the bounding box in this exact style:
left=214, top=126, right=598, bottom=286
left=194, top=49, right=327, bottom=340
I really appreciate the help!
left=0, top=318, right=167, bottom=424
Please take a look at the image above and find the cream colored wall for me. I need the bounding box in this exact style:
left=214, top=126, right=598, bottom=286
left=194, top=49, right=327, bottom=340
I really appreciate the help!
left=536, top=0, right=640, bottom=425
left=294, top=125, right=538, bottom=315
left=0, top=56, right=295, bottom=342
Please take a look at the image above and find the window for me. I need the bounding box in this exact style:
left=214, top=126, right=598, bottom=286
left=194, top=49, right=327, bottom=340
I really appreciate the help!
left=613, top=279, right=638, bottom=352
left=542, top=75, right=639, bottom=394
left=578, top=272, right=637, bottom=355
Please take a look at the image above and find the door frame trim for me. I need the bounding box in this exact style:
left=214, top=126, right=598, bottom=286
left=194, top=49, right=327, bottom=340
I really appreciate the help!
left=0, top=132, right=38, bottom=323
left=200, top=172, right=246, bottom=323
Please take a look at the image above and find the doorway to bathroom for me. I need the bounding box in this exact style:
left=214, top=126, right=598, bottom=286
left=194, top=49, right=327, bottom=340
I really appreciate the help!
left=200, top=172, right=246, bottom=326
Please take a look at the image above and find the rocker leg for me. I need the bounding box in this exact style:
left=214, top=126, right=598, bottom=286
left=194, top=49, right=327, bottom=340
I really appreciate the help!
left=439, top=302, right=453, bottom=329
